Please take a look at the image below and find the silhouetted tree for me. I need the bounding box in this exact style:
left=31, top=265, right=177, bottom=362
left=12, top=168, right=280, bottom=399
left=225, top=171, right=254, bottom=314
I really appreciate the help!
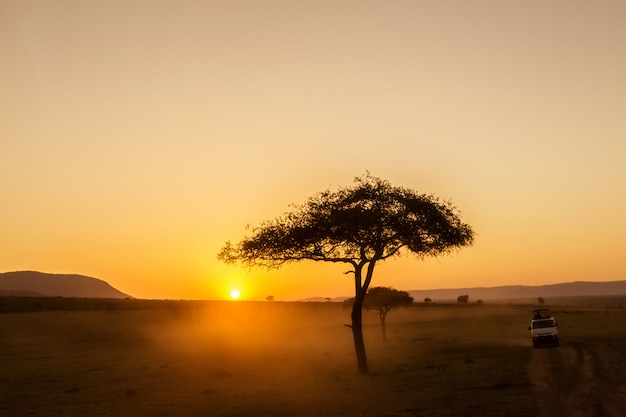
left=424, top=297, right=432, bottom=304
left=218, top=174, right=474, bottom=374
left=476, top=299, right=484, bottom=306
left=364, top=287, right=413, bottom=341
left=266, top=295, right=275, bottom=301
left=538, top=296, right=545, bottom=305
left=457, top=294, right=469, bottom=304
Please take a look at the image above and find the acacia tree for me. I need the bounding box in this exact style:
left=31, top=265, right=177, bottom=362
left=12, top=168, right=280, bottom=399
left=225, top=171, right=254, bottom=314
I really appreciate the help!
left=218, top=174, right=474, bottom=374
left=361, top=286, right=413, bottom=341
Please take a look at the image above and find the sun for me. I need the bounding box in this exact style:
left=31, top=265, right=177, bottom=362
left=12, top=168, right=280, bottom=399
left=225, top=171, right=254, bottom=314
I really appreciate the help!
left=229, top=289, right=241, bottom=300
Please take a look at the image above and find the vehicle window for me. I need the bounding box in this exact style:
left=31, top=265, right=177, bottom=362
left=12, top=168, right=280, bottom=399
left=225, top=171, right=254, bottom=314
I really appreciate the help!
left=532, top=320, right=555, bottom=329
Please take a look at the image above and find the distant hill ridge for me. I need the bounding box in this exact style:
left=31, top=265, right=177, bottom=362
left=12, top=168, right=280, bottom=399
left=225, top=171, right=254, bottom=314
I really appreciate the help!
left=301, top=280, right=626, bottom=302
left=0, top=271, right=131, bottom=299
left=407, top=280, right=626, bottom=302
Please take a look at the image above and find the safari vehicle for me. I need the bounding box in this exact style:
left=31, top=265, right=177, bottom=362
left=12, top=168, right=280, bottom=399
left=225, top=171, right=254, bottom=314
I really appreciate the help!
left=529, top=308, right=559, bottom=348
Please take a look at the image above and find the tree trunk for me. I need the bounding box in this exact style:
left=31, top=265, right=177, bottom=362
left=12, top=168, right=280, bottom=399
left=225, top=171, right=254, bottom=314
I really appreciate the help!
left=349, top=260, right=376, bottom=374
left=351, top=301, right=369, bottom=374
left=379, top=310, right=387, bottom=341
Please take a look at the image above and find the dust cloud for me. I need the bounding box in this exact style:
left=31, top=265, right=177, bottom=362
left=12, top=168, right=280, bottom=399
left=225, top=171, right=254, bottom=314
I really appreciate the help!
left=143, top=301, right=358, bottom=378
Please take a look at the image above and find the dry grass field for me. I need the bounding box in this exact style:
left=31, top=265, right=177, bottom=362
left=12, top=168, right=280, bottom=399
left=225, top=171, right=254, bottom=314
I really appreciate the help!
left=1, top=298, right=626, bottom=417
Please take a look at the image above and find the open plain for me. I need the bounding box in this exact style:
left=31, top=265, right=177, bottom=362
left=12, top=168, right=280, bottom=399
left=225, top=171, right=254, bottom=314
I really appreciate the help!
left=1, top=298, right=626, bottom=417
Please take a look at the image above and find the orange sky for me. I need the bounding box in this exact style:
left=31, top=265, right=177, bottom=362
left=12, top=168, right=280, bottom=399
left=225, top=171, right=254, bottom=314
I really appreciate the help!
left=2, top=0, right=625, bottom=301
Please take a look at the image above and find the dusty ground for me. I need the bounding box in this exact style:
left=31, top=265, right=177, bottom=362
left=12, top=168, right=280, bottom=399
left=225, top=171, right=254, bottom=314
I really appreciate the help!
left=1, top=300, right=625, bottom=416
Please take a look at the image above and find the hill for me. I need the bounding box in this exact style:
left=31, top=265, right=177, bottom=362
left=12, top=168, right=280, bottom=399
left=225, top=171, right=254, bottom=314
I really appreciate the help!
left=408, top=280, right=626, bottom=302
left=0, top=271, right=131, bottom=299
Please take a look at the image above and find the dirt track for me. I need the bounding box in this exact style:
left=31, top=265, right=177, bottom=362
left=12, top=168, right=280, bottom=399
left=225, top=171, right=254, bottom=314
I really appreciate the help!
left=531, top=339, right=626, bottom=417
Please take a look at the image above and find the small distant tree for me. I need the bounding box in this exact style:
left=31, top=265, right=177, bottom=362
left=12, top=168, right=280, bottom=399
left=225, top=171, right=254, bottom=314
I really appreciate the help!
left=266, top=295, right=275, bottom=301
left=476, top=299, right=484, bottom=306
left=347, top=287, right=413, bottom=341
left=457, top=294, right=469, bottom=305
left=424, top=297, right=432, bottom=304
left=218, top=174, right=474, bottom=373
left=538, top=297, right=545, bottom=305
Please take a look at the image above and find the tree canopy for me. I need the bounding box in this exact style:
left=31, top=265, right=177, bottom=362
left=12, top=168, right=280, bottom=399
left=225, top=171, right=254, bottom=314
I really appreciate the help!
left=219, top=174, right=474, bottom=373
left=219, top=174, right=474, bottom=270
left=364, top=286, right=413, bottom=310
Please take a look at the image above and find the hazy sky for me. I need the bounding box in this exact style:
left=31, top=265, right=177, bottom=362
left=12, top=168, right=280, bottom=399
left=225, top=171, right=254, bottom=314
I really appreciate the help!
left=2, top=0, right=625, bottom=300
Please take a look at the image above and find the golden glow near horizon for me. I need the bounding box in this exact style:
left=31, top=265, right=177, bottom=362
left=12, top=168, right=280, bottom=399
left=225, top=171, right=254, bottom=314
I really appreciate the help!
left=1, top=1, right=626, bottom=300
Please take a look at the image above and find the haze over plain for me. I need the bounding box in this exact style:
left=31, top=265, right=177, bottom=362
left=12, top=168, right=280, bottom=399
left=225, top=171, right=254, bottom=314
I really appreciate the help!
left=2, top=1, right=625, bottom=300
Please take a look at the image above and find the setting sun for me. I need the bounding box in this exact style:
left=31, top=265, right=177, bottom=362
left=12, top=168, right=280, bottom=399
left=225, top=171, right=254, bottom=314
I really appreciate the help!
left=230, top=289, right=241, bottom=300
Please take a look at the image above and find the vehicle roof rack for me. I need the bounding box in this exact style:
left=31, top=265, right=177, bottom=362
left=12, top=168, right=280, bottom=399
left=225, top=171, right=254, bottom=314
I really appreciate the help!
left=532, top=308, right=551, bottom=319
